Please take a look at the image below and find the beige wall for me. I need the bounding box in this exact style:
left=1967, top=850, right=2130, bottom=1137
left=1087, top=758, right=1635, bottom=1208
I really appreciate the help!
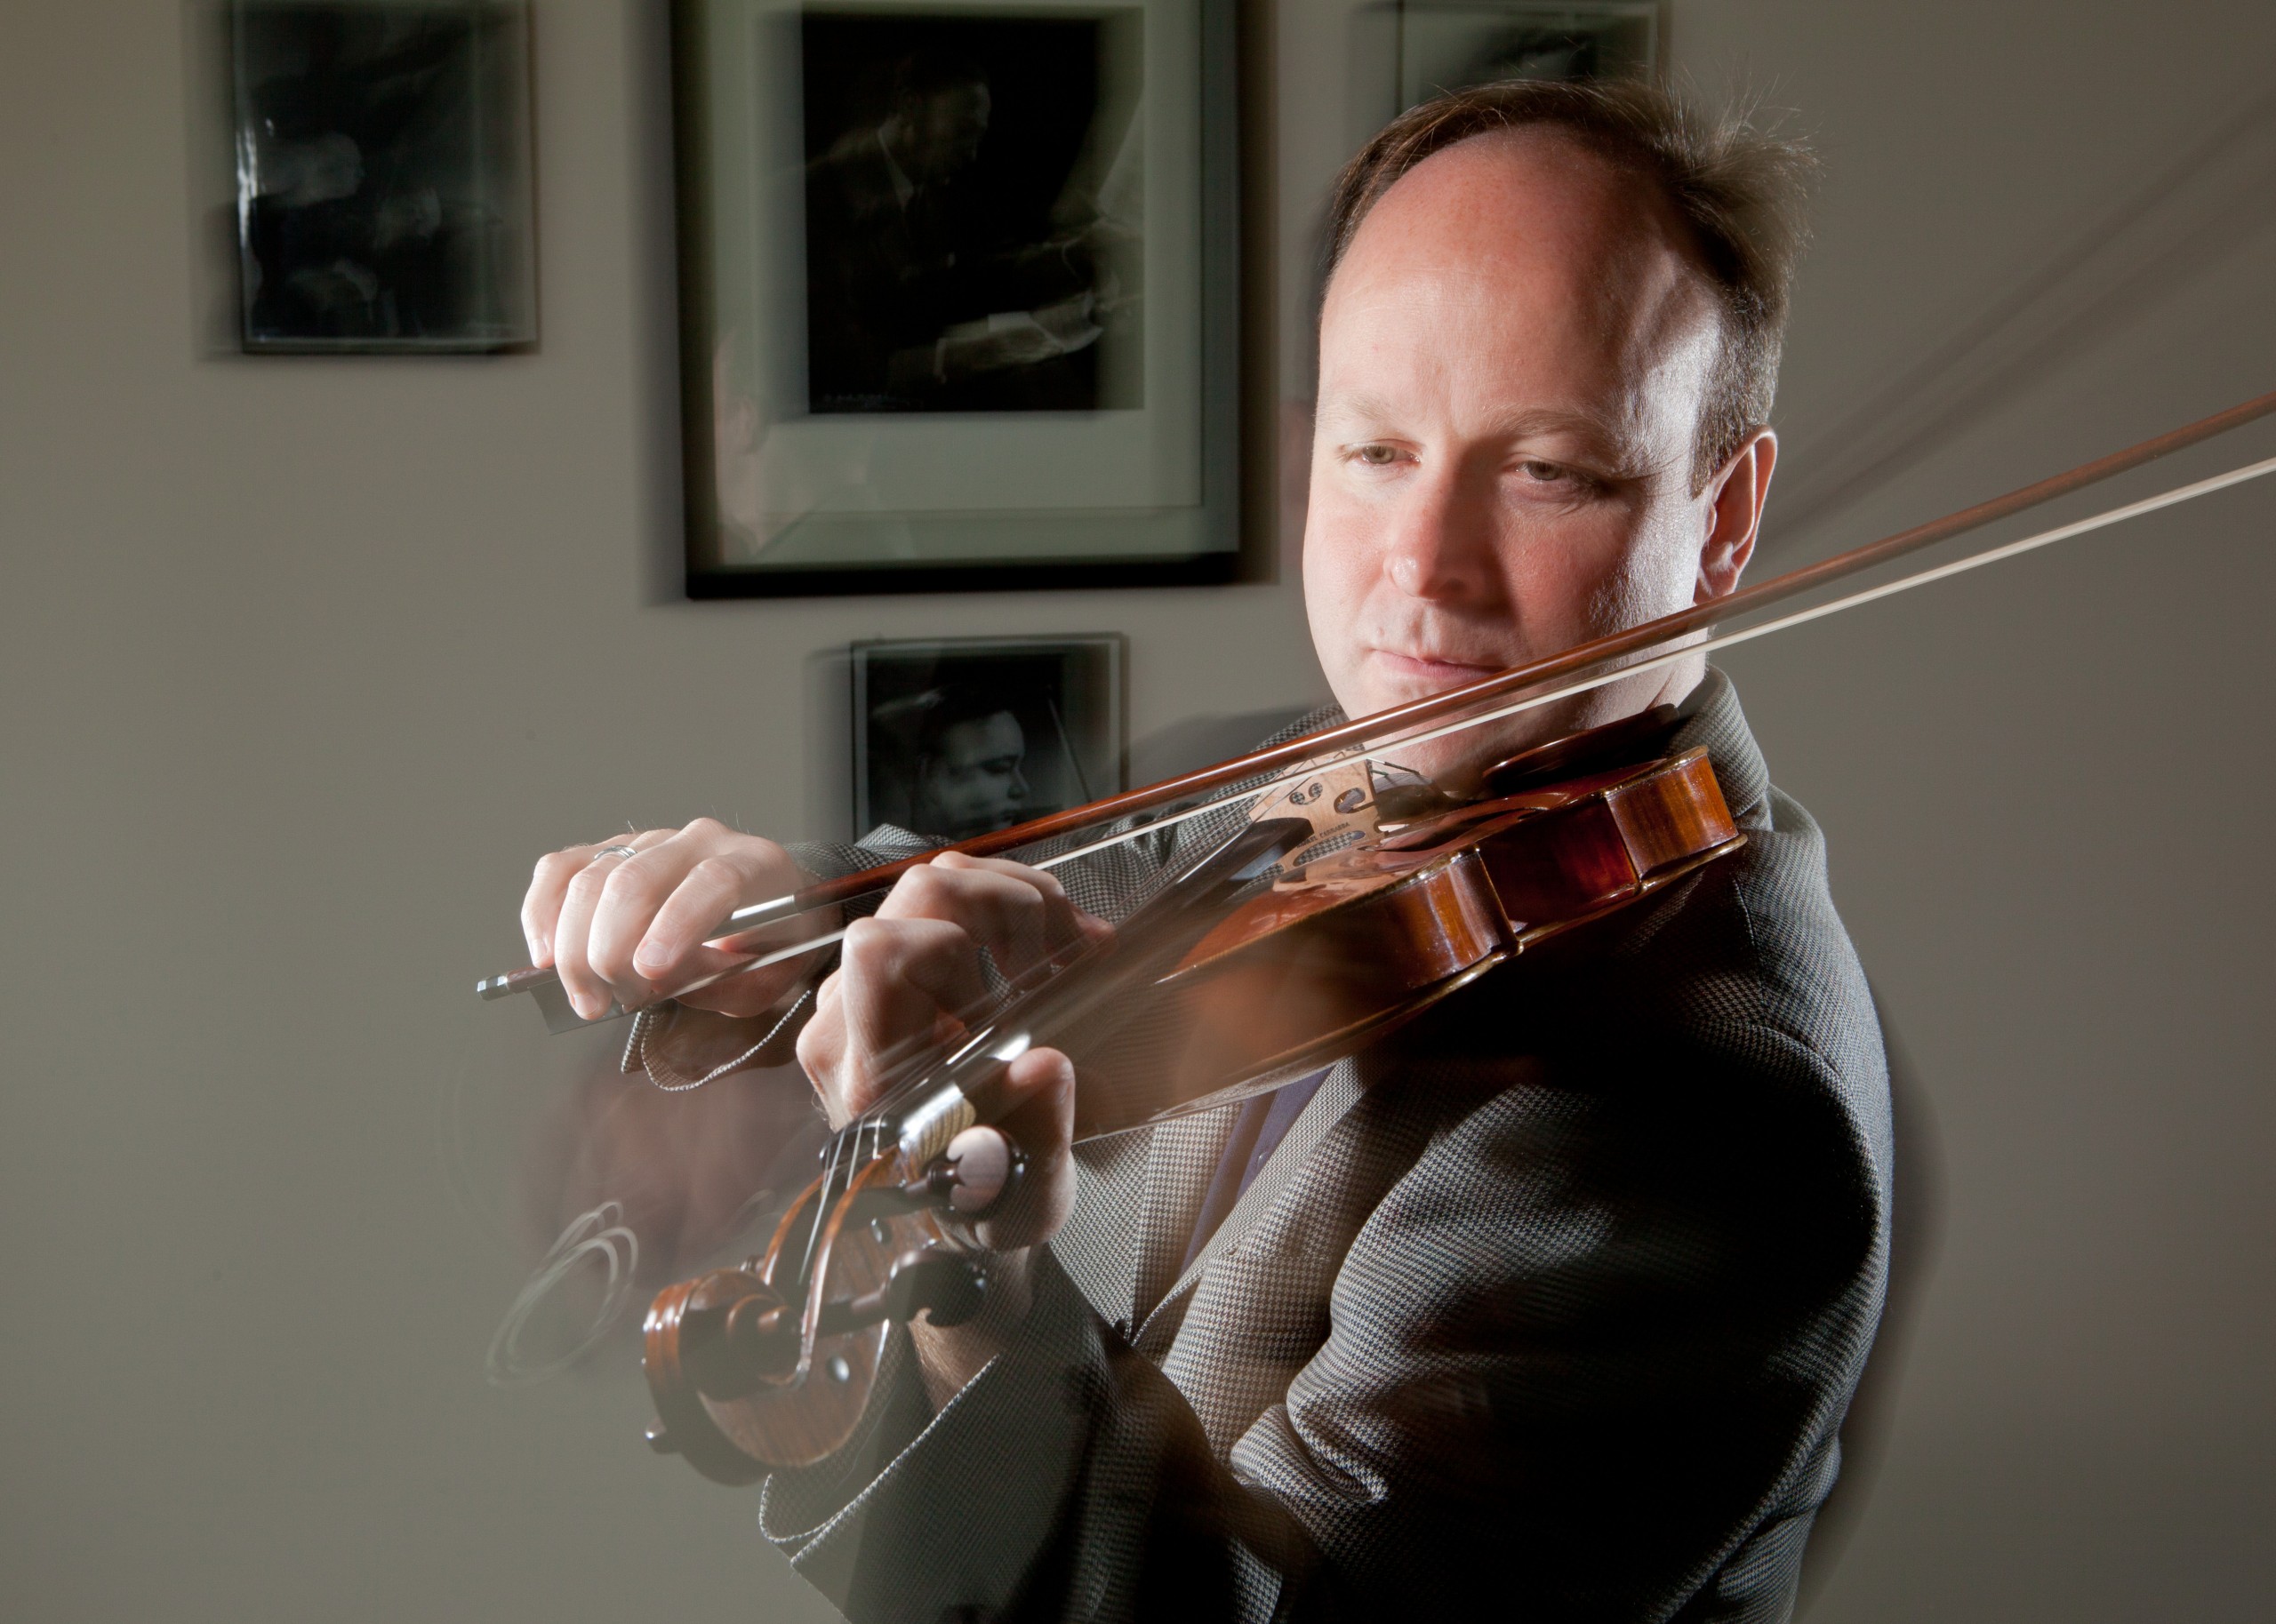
left=2, top=3, right=2271, bottom=1619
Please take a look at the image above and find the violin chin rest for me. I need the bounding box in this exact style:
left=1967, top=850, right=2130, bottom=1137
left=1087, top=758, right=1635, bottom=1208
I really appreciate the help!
left=1480, top=704, right=1681, bottom=795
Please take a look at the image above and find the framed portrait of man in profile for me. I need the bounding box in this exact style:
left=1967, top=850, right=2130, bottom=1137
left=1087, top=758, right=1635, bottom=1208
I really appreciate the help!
left=671, top=0, right=1261, bottom=596
left=850, top=636, right=1126, bottom=841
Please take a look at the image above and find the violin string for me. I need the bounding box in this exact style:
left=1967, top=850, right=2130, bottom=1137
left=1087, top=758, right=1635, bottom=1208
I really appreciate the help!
left=642, top=450, right=2276, bottom=1019
left=799, top=994, right=1012, bottom=1276
left=804, top=1108, right=852, bottom=1284
left=805, top=818, right=1278, bottom=1164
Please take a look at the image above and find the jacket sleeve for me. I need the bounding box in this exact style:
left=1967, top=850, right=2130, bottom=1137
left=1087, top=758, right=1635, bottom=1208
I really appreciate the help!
left=1221, top=1029, right=1886, bottom=1621
left=761, top=1247, right=1284, bottom=1624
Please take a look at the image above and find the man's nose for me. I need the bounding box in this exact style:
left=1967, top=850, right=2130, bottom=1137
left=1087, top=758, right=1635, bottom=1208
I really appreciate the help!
left=1383, top=463, right=1495, bottom=602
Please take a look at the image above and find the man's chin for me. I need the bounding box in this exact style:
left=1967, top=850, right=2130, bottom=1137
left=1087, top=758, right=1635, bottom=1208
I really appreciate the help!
left=1344, top=684, right=1608, bottom=793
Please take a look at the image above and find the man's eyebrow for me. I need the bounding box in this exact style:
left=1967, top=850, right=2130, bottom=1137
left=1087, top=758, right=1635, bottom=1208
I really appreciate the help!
left=1479, top=406, right=1628, bottom=447
left=1313, top=391, right=1405, bottom=430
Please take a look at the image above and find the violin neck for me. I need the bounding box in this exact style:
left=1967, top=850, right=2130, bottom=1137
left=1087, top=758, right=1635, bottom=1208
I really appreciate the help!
left=848, top=816, right=1320, bottom=1172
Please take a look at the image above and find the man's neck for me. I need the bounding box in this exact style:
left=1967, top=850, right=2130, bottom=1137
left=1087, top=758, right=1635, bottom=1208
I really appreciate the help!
left=1645, top=652, right=1710, bottom=717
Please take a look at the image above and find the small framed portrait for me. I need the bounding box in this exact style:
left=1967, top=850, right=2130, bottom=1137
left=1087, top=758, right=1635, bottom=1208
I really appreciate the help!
left=672, top=0, right=1256, bottom=596
left=851, top=636, right=1126, bottom=842
left=230, top=1, right=536, bottom=352
left=1397, top=1, right=1660, bottom=108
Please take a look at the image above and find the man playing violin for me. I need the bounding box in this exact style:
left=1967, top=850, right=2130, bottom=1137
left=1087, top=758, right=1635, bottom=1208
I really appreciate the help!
left=525, top=79, right=1888, bottom=1622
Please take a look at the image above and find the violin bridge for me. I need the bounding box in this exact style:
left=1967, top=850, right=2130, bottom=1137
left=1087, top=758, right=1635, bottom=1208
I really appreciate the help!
left=1250, top=757, right=1379, bottom=872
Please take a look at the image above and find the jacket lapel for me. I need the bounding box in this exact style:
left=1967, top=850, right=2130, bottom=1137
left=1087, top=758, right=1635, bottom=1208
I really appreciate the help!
left=1054, top=1100, right=1246, bottom=1333
left=1129, top=1107, right=1238, bottom=1324
left=1135, top=1057, right=1366, bottom=1347
left=1053, top=1126, right=1155, bottom=1329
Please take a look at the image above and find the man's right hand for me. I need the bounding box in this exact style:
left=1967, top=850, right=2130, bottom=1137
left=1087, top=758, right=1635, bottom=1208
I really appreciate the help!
left=521, top=819, right=822, bottom=1021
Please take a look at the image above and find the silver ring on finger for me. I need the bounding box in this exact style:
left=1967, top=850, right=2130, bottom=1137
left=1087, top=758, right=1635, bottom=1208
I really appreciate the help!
left=592, top=844, right=641, bottom=860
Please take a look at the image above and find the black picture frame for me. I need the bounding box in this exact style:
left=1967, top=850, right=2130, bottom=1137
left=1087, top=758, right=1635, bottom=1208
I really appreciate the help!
left=229, top=1, right=537, bottom=354
left=851, top=636, right=1126, bottom=839
left=671, top=0, right=1270, bottom=596
left=1396, top=1, right=1662, bottom=108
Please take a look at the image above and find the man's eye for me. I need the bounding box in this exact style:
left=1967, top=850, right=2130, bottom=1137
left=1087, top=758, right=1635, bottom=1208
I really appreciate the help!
left=1519, top=460, right=1567, bottom=482
left=1351, top=444, right=1401, bottom=467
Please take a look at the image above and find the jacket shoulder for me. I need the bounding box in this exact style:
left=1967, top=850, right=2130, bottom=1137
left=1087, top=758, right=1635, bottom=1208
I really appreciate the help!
left=1616, top=782, right=1891, bottom=1176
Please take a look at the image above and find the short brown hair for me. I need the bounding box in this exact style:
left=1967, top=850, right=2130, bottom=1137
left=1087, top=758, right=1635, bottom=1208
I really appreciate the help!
left=1324, top=79, right=1815, bottom=489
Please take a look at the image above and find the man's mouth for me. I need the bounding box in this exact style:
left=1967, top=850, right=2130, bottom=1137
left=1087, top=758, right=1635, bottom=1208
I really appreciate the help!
left=1370, top=648, right=1510, bottom=689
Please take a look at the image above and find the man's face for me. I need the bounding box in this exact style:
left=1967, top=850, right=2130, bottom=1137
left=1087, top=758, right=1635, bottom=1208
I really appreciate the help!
left=1303, top=129, right=1766, bottom=787
left=914, top=710, right=1029, bottom=838
left=900, top=83, right=992, bottom=182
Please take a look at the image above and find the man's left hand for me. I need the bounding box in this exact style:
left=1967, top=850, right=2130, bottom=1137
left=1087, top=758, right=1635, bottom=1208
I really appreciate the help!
left=793, top=851, right=1106, bottom=1403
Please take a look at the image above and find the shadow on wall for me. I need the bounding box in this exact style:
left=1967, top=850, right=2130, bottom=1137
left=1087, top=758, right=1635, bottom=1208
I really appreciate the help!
left=1800, top=1004, right=1945, bottom=1612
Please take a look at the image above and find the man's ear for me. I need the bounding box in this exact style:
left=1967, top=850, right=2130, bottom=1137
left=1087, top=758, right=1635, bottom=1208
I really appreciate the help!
left=1696, top=428, right=1777, bottom=602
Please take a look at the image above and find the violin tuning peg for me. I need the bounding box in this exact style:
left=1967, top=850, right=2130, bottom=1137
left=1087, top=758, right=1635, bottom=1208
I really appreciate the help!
left=919, top=1160, right=959, bottom=1205
left=904, top=1139, right=1029, bottom=1217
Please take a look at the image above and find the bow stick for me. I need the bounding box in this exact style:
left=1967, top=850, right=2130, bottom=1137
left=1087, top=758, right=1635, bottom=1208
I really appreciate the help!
left=479, top=388, right=2276, bottom=1022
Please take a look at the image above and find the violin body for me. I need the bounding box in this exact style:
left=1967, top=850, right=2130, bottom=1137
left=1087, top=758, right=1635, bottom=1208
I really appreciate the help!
left=1076, top=744, right=1743, bottom=1139
left=642, top=716, right=1744, bottom=1483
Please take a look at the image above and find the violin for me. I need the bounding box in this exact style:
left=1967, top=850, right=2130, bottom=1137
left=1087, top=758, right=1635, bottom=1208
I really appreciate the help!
left=640, top=704, right=1744, bottom=1482
left=474, top=387, right=2276, bottom=1485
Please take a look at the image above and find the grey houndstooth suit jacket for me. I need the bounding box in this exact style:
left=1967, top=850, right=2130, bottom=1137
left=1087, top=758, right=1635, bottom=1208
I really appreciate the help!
left=761, top=669, right=1893, bottom=1624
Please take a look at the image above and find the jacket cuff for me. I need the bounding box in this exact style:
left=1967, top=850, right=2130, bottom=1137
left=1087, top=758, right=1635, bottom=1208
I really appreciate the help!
left=758, top=1249, right=1110, bottom=1622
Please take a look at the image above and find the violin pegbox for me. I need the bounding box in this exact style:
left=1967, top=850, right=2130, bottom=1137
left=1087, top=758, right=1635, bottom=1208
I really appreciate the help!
left=1249, top=757, right=1380, bottom=874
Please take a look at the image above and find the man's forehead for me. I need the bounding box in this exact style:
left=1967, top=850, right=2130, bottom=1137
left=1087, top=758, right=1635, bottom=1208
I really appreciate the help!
left=1328, top=129, right=1710, bottom=334
left=940, top=710, right=1022, bottom=747
left=1318, top=388, right=1638, bottom=451
left=1366, top=127, right=1688, bottom=254
left=1318, top=130, right=1715, bottom=444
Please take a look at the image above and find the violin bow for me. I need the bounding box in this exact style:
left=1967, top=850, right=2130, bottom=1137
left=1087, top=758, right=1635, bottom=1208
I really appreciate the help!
left=480, top=387, right=2276, bottom=1021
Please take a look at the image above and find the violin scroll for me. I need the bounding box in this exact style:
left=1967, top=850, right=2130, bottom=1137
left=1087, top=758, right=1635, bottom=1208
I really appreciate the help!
left=641, top=1132, right=1014, bottom=1480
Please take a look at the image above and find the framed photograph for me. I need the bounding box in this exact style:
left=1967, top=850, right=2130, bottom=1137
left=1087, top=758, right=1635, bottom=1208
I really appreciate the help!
left=851, top=636, right=1126, bottom=840
left=673, top=0, right=1254, bottom=596
left=1398, top=1, right=1659, bottom=108
left=230, top=1, right=536, bottom=353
